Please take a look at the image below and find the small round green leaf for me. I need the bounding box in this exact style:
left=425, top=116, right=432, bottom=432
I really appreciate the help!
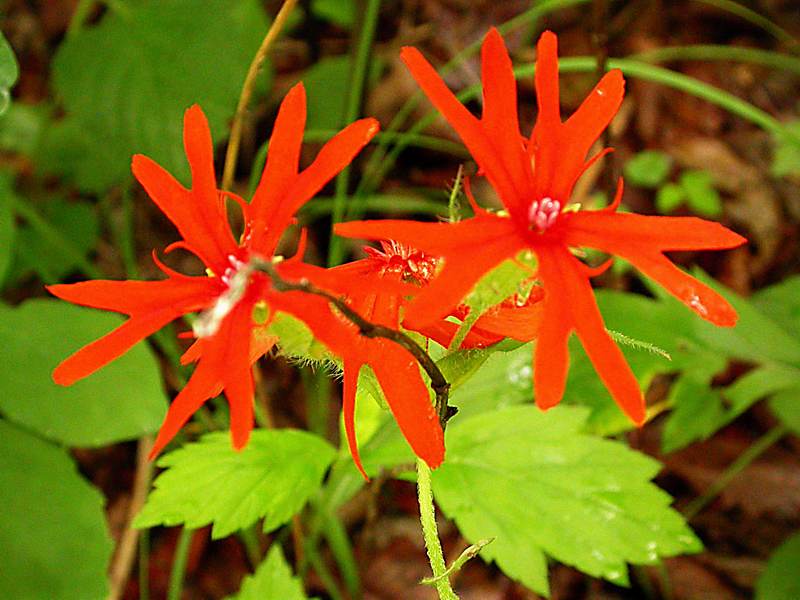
left=655, top=182, right=686, bottom=214
left=623, top=150, right=672, bottom=188
left=679, top=169, right=722, bottom=217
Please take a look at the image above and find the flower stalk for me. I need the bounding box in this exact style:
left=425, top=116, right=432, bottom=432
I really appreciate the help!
left=417, top=458, right=459, bottom=600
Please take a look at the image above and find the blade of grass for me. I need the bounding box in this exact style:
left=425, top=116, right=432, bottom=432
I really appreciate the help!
left=691, top=0, right=797, bottom=47
left=633, top=44, right=800, bottom=76
left=328, top=0, right=382, bottom=266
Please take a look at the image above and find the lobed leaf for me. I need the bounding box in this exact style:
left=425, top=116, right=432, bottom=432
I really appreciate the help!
left=135, top=429, right=336, bottom=539
left=432, top=405, right=701, bottom=597
left=224, top=545, right=309, bottom=600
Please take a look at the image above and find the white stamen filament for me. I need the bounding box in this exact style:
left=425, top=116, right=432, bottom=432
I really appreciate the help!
left=193, top=255, right=254, bottom=339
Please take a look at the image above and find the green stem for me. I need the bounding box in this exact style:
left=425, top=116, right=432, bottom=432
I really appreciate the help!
left=300, top=194, right=447, bottom=221
left=304, top=541, right=347, bottom=600
left=328, top=0, right=382, bottom=266
left=139, top=528, right=150, bottom=600
left=417, top=459, right=458, bottom=600
left=632, top=44, right=800, bottom=76
left=239, top=526, right=263, bottom=569
left=167, top=528, right=193, bottom=600
left=683, top=424, right=788, bottom=520
left=11, top=197, right=103, bottom=279
left=691, top=0, right=797, bottom=47
left=118, top=186, right=139, bottom=278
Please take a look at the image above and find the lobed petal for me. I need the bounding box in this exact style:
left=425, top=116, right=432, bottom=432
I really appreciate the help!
left=400, top=45, right=522, bottom=210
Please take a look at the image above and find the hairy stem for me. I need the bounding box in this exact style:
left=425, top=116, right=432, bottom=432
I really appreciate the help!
left=417, top=459, right=458, bottom=600
left=222, top=0, right=299, bottom=191
left=252, top=258, right=454, bottom=428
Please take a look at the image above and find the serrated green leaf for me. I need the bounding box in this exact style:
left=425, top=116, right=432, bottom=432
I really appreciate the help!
left=448, top=342, right=532, bottom=421
left=0, top=420, right=113, bottom=599
left=755, top=532, right=800, bottom=600
left=0, top=300, right=167, bottom=446
left=450, top=257, right=532, bottom=348
left=225, top=545, right=308, bottom=600
left=432, top=405, right=701, bottom=597
left=679, top=170, right=722, bottom=217
left=655, top=182, right=686, bottom=214
left=269, top=312, right=331, bottom=363
left=135, top=429, right=336, bottom=539
left=50, top=0, right=268, bottom=192
left=0, top=173, right=15, bottom=287
left=769, top=388, right=800, bottom=436
left=0, top=33, right=18, bottom=116
left=624, top=150, right=672, bottom=188
left=771, top=121, right=800, bottom=179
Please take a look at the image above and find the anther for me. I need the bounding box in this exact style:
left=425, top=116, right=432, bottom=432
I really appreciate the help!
left=528, top=197, right=561, bottom=232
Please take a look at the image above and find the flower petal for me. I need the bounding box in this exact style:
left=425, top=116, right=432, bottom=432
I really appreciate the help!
left=48, top=277, right=219, bottom=385
left=254, top=118, right=379, bottom=255
left=149, top=297, right=257, bottom=459
left=535, top=245, right=645, bottom=423
left=249, top=83, right=306, bottom=250
left=563, top=211, right=747, bottom=251
left=480, top=28, right=532, bottom=216
left=400, top=45, right=522, bottom=210
left=370, top=342, right=444, bottom=469
left=132, top=107, right=237, bottom=273
left=341, top=359, right=367, bottom=479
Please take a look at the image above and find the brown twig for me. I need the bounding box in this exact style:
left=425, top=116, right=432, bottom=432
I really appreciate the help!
left=222, top=0, right=299, bottom=191
left=252, top=258, right=455, bottom=429
left=107, top=435, right=155, bottom=600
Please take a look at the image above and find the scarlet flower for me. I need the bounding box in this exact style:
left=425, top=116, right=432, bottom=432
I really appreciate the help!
left=336, top=29, right=747, bottom=423
left=49, top=83, right=386, bottom=458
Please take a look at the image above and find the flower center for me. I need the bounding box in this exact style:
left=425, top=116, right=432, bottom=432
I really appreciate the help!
left=194, top=254, right=253, bottom=338
left=528, top=197, right=561, bottom=232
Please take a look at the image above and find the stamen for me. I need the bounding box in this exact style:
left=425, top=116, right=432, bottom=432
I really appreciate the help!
left=528, top=196, right=561, bottom=232
left=688, top=293, right=708, bottom=317
left=193, top=254, right=253, bottom=338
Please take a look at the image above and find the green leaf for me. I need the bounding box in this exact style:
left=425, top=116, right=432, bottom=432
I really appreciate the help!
left=0, top=419, right=113, bottom=599
left=771, top=121, right=800, bottom=179
left=225, top=545, right=308, bottom=600
left=769, top=388, right=800, bottom=436
left=50, top=0, right=268, bottom=192
left=690, top=270, right=800, bottom=366
left=312, top=0, right=355, bottom=27
left=623, top=150, right=672, bottom=188
left=755, top=532, right=800, bottom=600
left=752, top=275, right=800, bottom=339
left=679, top=170, right=722, bottom=217
left=654, top=182, right=686, bottom=214
left=9, top=196, right=99, bottom=284
left=0, top=172, right=15, bottom=287
left=0, top=32, right=19, bottom=116
left=0, top=102, right=47, bottom=156
left=269, top=313, right=331, bottom=363
left=302, top=56, right=351, bottom=131
left=450, top=256, right=532, bottom=349
left=0, top=299, right=167, bottom=446
left=432, top=405, right=701, bottom=596
left=135, top=429, right=336, bottom=539
left=661, top=372, right=726, bottom=453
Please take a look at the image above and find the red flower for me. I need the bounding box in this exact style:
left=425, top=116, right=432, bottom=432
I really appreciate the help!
left=336, top=29, right=747, bottom=423
left=49, top=84, right=382, bottom=458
